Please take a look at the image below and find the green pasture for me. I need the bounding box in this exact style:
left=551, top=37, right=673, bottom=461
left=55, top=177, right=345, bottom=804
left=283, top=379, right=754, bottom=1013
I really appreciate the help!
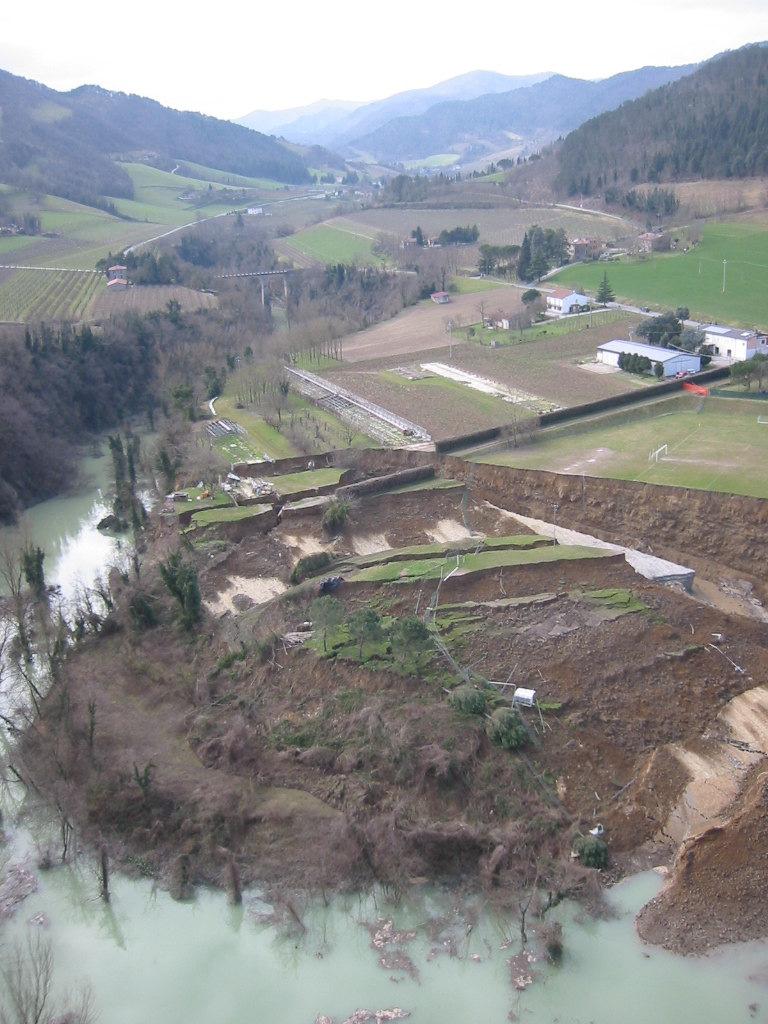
left=348, top=533, right=551, bottom=570
left=212, top=396, right=299, bottom=460
left=450, top=276, right=506, bottom=294
left=463, top=308, right=628, bottom=347
left=350, top=543, right=614, bottom=583
left=285, top=224, right=382, bottom=265
left=475, top=395, right=768, bottom=498
left=190, top=503, right=273, bottom=527
left=269, top=468, right=344, bottom=496
left=553, top=222, right=768, bottom=328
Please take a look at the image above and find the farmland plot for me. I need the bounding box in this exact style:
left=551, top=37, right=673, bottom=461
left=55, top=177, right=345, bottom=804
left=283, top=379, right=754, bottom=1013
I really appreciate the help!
left=0, top=269, right=104, bottom=322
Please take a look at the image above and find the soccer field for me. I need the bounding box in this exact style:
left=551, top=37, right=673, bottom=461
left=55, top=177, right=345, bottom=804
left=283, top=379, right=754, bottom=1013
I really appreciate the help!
left=475, top=396, right=768, bottom=498
left=552, top=221, right=768, bottom=329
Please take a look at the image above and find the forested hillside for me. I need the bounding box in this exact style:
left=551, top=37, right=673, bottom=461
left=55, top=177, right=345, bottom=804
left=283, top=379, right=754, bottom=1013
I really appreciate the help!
left=349, top=64, right=696, bottom=163
left=555, top=44, right=768, bottom=195
left=0, top=69, right=311, bottom=211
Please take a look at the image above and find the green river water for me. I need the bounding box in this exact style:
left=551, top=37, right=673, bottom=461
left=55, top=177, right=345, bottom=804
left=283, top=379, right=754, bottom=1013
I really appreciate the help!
left=1, top=454, right=767, bottom=1023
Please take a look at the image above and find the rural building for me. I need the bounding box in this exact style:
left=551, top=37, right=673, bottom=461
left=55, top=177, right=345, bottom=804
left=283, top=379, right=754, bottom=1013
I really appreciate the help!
left=546, top=287, right=589, bottom=316
left=431, top=291, right=451, bottom=304
left=246, top=207, right=263, bottom=216
left=571, top=238, right=604, bottom=261
left=703, top=324, right=768, bottom=362
left=637, top=231, right=667, bottom=253
left=107, top=264, right=127, bottom=281
left=106, top=277, right=128, bottom=292
left=596, top=340, right=701, bottom=377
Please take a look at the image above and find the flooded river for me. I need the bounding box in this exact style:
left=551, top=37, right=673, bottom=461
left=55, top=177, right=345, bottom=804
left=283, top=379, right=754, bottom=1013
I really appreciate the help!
left=1, top=453, right=767, bottom=1023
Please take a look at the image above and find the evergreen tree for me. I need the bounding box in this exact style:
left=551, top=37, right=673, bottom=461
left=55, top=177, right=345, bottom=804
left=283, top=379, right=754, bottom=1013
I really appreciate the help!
left=596, top=272, right=615, bottom=304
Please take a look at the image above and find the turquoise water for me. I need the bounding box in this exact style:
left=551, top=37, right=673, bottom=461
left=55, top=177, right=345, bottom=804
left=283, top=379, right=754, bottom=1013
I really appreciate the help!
left=2, top=861, right=767, bottom=1024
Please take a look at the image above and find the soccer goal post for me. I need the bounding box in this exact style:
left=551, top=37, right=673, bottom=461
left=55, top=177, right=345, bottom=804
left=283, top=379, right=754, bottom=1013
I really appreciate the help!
left=648, top=443, right=668, bottom=462
left=758, top=416, right=768, bottom=425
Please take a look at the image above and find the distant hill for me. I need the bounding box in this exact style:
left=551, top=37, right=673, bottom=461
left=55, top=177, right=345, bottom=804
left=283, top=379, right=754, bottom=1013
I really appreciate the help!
left=554, top=44, right=768, bottom=195
left=0, top=68, right=312, bottom=210
left=237, top=99, right=363, bottom=140
left=243, top=71, right=553, bottom=148
left=349, top=64, right=697, bottom=164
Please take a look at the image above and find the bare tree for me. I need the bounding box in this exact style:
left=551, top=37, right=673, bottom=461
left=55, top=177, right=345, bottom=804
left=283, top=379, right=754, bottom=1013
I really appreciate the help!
left=0, top=934, right=94, bottom=1024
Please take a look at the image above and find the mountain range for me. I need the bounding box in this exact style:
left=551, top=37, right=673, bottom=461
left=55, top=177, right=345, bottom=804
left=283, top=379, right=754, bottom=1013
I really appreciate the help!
left=238, top=70, right=552, bottom=150
left=348, top=64, right=698, bottom=164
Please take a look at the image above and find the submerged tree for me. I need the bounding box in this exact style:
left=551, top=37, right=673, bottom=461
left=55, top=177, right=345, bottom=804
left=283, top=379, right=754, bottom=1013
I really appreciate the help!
left=21, top=544, right=46, bottom=601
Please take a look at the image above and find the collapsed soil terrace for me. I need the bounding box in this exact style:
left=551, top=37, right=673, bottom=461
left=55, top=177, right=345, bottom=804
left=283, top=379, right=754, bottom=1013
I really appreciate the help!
left=18, top=452, right=768, bottom=954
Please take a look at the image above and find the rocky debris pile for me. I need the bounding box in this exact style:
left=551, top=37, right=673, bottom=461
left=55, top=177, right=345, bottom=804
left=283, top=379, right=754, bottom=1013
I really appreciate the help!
left=315, top=1011, right=410, bottom=1024
left=369, top=918, right=417, bottom=950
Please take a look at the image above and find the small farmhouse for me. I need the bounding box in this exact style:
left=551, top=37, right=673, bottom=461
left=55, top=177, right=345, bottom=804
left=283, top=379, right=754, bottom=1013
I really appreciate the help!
left=703, top=325, right=768, bottom=363
left=430, top=291, right=451, bottom=304
left=106, top=277, right=128, bottom=292
left=597, top=340, right=701, bottom=377
left=546, top=287, right=589, bottom=316
left=107, top=264, right=127, bottom=282
left=571, top=238, right=604, bottom=261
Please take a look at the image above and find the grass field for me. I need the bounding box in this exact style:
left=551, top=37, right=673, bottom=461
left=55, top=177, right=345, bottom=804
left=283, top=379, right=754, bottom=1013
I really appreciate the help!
left=190, top=503, right=273, bottom=527
left=463, top=309, right=628, bottom=347
left=350, top=543, right=613, bottom=584
left=450, top=276, right=506, bottom=294
left=270, top=468, right=344, bottom=496
left=552, top=222, right=768, bottom=329
left=475, top=395, right=768, bottom=498
left=214, top=390, right=374, bottom=462
left=337, top=207, right=627, bottom=248
left=280, top=223, right=384, bottom=266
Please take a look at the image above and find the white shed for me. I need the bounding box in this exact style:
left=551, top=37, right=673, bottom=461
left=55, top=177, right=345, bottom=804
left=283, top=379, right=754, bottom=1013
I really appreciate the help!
left=703, top=325, right=768, bottom=363
left=596, top=340, right=701, bottom=377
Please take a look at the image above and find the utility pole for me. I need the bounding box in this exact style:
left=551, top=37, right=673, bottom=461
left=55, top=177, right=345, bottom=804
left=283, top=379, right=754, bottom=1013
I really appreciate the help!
left=722, top=259, right=727, bottom=294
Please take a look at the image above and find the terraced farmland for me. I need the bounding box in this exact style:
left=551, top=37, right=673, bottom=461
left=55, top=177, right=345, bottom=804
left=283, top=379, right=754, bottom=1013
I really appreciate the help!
left=0, top=269, right=104, bottom=322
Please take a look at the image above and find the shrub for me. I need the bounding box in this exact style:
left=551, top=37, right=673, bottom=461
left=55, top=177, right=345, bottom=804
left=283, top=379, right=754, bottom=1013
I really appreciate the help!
left=254, top=633, right=279, bottom=663
left=128, top=591, right=159, bottom=630
left=322, top=499, right=350, bottom=535
left=290, top=551, right=332, bottom=584
left=449, top=685, right=487, bottom=715
left=574, top=835, right=608, bottom=869
left=486, top=707, right=528, bottom=750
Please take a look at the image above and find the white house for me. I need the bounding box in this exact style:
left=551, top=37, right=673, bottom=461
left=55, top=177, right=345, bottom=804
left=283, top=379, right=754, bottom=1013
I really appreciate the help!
left=546, top=287, right=590, bottom=316
left=597, top=340, right=701, bottom=377
left=703, top=325, right=768, bottom=363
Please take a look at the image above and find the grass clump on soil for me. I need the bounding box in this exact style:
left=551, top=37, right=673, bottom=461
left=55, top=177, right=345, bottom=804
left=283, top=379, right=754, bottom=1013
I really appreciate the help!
left=449, top=685, right=488, bottom=715
left=322, top=498, right=351, bottom=535
left=486, top=707, right=529, bottom=751
left=577, top=588, right=647, bottom=615
left=290, top=551, right=333, bottom=585
left=574, top=835, right=608, bottom=869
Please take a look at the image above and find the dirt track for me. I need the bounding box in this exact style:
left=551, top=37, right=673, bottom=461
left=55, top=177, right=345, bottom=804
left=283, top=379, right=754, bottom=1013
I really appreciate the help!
left=341, top=287, right=524, bottom=362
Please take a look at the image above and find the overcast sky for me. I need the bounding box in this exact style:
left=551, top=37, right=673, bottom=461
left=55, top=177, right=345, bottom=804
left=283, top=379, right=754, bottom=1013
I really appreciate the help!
left=1, top=0, right=765, bottom=119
